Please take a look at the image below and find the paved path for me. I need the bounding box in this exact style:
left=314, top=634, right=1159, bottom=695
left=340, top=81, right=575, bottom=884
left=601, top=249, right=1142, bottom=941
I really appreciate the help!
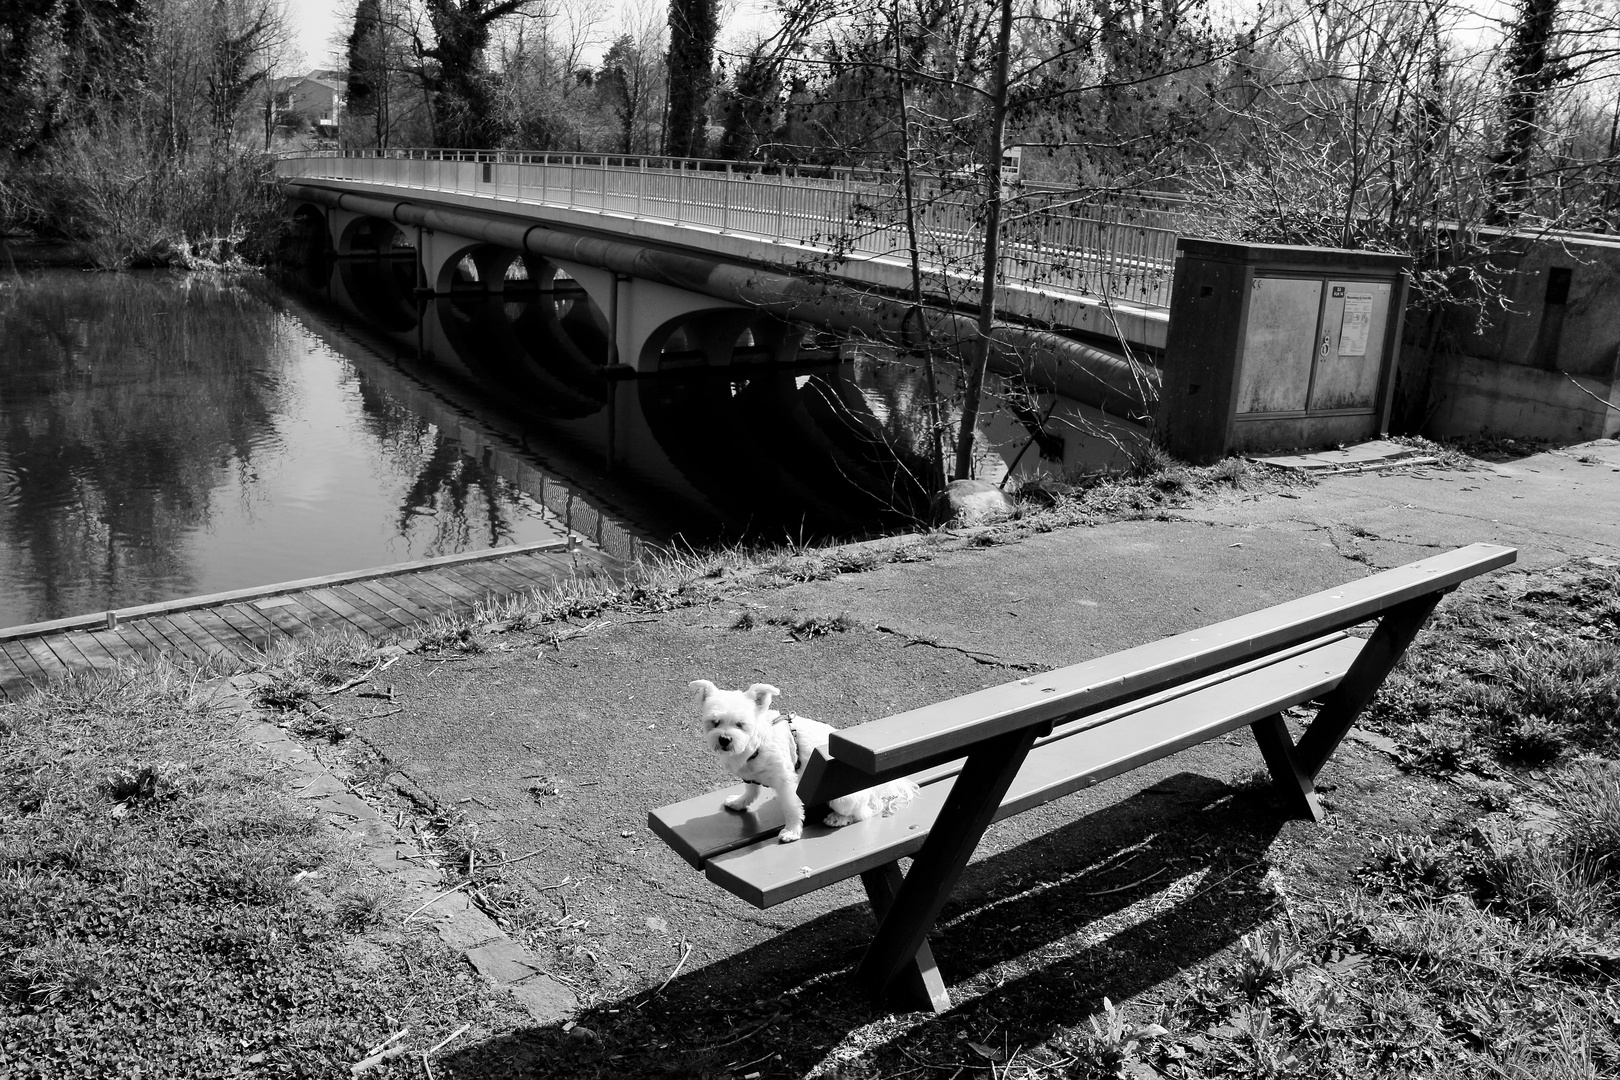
left=340, top=439, right=1619, bottom=1024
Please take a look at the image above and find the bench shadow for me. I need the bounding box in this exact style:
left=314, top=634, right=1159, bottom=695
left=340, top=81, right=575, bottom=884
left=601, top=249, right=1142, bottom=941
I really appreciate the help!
left=443, top=771, right=1290, bottom=1078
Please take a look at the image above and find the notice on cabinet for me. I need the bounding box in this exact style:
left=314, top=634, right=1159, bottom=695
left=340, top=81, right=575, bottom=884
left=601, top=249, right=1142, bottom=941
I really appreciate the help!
left=1338, top=293, right=1374, bottom=356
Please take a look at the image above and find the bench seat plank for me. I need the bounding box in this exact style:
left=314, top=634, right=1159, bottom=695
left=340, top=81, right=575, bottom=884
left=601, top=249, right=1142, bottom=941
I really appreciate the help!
left=705, top=634, right=1365, bottom=907
left=829, top=543, right=1514, bottom=774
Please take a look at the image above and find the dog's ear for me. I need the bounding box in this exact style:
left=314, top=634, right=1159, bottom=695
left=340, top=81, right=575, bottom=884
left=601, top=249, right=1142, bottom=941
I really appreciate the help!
left=688, top=679, right=718, bottom=706
left=745, top=683, right=781, bottom=713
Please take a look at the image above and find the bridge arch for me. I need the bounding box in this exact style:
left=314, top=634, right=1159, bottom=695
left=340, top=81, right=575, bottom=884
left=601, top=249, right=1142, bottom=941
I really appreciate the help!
left=334, top=215, right=418, bottom=334
left=432, top=248, right=611, bottom=418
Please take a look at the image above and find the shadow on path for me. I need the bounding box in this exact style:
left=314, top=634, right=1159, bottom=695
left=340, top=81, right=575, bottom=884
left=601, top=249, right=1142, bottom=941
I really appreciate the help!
left=442, top=771, right=1292, bottom=1078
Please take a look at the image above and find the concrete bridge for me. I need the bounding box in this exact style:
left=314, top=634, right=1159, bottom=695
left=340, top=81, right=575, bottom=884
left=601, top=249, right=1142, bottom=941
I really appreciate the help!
left=275, top=150, right=1171, bottom=421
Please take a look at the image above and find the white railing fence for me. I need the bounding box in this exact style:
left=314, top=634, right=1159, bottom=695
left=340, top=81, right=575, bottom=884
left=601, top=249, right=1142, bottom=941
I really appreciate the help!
left=278, top=149, right=1177, bottom=310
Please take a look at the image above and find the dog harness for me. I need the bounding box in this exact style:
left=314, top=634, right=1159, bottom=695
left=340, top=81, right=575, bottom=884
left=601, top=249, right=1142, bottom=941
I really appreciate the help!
left=747, top=713, right=803, bottom=771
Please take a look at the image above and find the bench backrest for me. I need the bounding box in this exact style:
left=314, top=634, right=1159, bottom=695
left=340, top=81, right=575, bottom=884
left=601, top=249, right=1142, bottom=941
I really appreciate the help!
left=816, top=543, right=1514, bottom=784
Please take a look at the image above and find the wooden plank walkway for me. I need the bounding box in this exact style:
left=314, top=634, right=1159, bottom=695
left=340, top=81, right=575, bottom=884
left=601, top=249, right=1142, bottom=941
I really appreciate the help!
left=0, top=539, right=617, bottom=703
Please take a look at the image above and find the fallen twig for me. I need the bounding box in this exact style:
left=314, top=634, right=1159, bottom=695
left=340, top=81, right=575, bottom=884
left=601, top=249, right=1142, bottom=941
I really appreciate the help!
left=427, top=1023, right=470, bottom=1055
left=350, top=1043, right=409, bottom=1075
left=1081, top=867, right=1167, bottom=896
left=1185, top=861, right=1262, bottom=904
left=327, top=656, right=397, bottom=695
left=657, top=941, right=694, bottom=994
left=364, top=1029, right=409, bottom=1057
left=403, top=879, right=473, bottom=924
left=698, top=1011, right=783, bottom=1051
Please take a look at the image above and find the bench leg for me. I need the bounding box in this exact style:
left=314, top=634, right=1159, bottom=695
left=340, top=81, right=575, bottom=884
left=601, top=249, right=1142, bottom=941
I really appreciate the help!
left=1294, top=593, right=1444, bottom=778
left=855, top=724, right=1040, bottom=1008
left=861, top=863, right=950, bottom=1013
left=1251, top=712, right=1325, bottom=823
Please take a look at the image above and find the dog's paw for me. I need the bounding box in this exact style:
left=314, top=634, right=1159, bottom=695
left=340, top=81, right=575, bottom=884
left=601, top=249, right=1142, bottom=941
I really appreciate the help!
left=823, top=811, right=856, bottom=828
left=777, top=827, right=802, bottom=843
left=723, top=793, right=752, bottom=812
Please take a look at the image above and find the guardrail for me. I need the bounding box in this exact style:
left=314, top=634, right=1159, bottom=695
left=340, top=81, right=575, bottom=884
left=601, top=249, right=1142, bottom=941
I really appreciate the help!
left=277, top=149, right=1177, bottom=310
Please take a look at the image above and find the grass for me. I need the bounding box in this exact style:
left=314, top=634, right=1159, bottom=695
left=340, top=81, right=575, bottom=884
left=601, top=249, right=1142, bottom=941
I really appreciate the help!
left=0, top=659, right=523, bottom=1077
left=1365, top=558, right=1620, bottom=763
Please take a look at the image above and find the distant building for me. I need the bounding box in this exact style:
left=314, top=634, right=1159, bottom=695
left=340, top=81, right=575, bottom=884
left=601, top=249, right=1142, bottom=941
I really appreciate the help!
left=271, top=70, right=346, bottom=138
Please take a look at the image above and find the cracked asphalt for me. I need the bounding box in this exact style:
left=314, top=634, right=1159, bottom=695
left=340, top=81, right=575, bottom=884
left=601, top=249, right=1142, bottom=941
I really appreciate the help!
left=347, top=438, right=1620, bottom=1013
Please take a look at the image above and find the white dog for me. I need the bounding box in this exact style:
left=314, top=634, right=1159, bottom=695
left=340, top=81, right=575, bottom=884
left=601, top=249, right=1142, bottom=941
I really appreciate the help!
left=691, top=680, right=920, bottom=843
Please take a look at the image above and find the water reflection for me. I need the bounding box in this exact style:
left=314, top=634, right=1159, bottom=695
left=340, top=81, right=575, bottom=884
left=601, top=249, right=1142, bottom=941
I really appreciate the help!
left=0, top=271, right=586, bottom=627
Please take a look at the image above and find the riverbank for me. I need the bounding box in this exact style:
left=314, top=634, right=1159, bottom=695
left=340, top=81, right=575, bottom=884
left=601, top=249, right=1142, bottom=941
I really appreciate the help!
left=3, top=442, right=1618, bottom=1077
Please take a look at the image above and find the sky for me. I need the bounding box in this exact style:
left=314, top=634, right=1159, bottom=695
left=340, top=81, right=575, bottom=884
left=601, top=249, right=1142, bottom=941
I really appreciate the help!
left=288, top=0, right=342, bottom=70
left=285, top=0, right=779, bottom=72
left=284, top=0, right=1516, bottom=77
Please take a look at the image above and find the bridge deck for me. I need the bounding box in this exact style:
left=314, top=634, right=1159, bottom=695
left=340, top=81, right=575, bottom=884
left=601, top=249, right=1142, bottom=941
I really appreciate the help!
left=0, top=540, right=617, bottom=701
left=279, top=150, right=1177, bottom=342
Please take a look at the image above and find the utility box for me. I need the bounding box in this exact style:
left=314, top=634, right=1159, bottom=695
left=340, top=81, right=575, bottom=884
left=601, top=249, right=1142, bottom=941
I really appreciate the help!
left=1157, top=239, right=1411, bottom=463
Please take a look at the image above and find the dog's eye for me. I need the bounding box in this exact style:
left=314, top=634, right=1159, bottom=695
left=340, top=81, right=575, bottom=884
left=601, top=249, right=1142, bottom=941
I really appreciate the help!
left=708, top=719, right=722, bottom=727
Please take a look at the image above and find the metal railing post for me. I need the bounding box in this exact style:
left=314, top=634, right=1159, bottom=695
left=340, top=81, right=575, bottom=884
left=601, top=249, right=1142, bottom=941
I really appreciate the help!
left=722, top=163, right=731, bottom=232
left=776, top=170, right=786, bottom=239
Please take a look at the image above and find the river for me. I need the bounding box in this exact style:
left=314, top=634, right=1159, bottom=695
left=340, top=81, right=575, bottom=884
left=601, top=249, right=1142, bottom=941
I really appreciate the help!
left=0, top=266, right=1134, bottom=629
left=0, top=270, right=627, bottom=627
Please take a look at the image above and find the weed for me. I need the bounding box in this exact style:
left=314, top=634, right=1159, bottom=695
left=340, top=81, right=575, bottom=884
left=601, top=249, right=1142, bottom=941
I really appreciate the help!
left=332, top=885, right=388, bottom=932
left=1480, top=641, right=1620, bottom=750
left=1222, top=1003, right=1304, bottom=1078
left=1056, top=997, right=1167, bottom=1079
left=1232, top=926, right=1309, bottom=1001
left=731, top=611, right=757, bottom=630
left=1272, top=976, right=1349, bottom=1037
left=103, top=761, right=194, bottom=812
left=417, top=620, right=488, bottom=655
left=768, top=612, right=860, bottom=639
left=1557, top=762, right=1620, bottom=880
left=1396, top=722, right=1475, bottom=776
left=1367, top=835, right=1471, bottom=898
left=823, top=548, right=883, bottom=575
left=1493, top=712, right=1566, bottom=764
left=1209, top=457, right=1252, bottom=485
left=1152, top=468, right=1192, bottom=494
left=7, top=937, right=105, bottom=1006
left=1131, top=443, right=1179, bottom=479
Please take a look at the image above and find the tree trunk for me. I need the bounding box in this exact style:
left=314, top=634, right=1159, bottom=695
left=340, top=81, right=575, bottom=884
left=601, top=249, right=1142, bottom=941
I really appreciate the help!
left=892, top=0, right=945, bottom=490
left=952, top=0, right=1014, bottom=481
left=1491, top=0, right=1562, bottom=219
left=665, top=0, right=716, bottom=156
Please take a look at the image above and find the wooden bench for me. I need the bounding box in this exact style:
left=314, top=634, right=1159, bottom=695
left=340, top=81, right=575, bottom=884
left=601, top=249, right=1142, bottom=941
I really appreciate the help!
left=650, top=543, right=1516, bottom=1011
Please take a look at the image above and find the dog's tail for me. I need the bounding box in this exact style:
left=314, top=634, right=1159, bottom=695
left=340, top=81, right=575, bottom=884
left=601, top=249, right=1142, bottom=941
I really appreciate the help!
left=884, top=778, right=922, bottom=813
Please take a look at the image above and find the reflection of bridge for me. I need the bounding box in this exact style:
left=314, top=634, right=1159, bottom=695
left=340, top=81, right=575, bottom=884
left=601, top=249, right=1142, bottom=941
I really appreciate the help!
left=275, top=150, right=1168, bottom=419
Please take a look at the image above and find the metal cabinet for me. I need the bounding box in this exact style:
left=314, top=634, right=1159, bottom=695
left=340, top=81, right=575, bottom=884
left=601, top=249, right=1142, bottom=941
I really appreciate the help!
left=1158, top=240, right=1410, bottom=463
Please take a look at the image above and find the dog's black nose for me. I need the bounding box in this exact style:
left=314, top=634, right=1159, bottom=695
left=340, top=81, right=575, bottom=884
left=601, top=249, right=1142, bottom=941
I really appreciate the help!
left=717, top=736, right=731, bottom=750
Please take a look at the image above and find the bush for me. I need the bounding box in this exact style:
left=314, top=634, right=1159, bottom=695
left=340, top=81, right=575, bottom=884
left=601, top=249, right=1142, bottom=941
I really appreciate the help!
left=1, top=124, right=284, bottom=269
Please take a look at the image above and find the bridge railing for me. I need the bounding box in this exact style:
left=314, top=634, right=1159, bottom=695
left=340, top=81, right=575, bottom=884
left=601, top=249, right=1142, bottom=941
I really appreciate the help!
left=278, top=149, right=1177, bottom=309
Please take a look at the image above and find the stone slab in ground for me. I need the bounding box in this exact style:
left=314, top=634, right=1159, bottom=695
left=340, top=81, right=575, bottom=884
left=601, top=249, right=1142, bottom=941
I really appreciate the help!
left=1250, top=439, right=1427, bottom=472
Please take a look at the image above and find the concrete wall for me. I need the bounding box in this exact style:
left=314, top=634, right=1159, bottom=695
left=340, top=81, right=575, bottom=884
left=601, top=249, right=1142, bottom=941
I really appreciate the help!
left=1410, top=232, right=1620, bottom=442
